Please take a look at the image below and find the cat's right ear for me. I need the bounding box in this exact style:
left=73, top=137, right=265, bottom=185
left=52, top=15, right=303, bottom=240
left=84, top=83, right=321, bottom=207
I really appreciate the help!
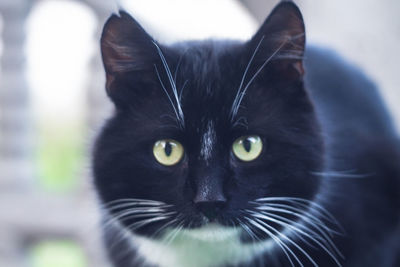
left=101, top=11, right=158, bottom=99
left=248, top=1, right=306, bottom=79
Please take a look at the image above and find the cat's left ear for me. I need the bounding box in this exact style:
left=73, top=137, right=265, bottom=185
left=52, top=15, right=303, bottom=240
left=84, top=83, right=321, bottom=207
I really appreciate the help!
left=249, top=1, right=305, bottom=78
left=100, top=11, right=159, bottom=92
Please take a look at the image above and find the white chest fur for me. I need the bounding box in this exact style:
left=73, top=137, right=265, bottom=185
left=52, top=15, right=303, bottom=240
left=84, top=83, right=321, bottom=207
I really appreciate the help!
left=131, top=224, right=274, bottom=267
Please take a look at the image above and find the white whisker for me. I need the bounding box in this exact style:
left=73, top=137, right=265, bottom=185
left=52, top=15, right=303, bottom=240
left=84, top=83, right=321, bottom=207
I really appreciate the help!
left=256, top=210, right=328, bottom=248
left=254, top=197, right=343, bottom=232
left=103, top=209, right=173, bottom=231
left=250, top=196, right=344, bottom=265
left=237, top=217, right=259, bottom=242
left=254, top=205, right=334, bottom=234
left=128, top=215, right=172, bottom=231
left=179, top=79, right=189, bottom=101
left=251, top=210, right=342, bottom=266
left=311, top=171, right=372, bottom=179
left=163, top=221, right=184, bottom=246
left=109, top=215, right=172, bottom=253
left=102, top=198, right=168, bottom=207
left=230, top=35, right=265, bottom=121
left=107, top=204, right=169, bottom=212
left=231, top=39, right=288, bottom=120
left=153, top=42, right=185, bottom=128
left=155, top=65, right=182, bottom=127
left=253, top=217, right=318, bottom=267
left=246, top=216, right=298, bottom=267
left=150, top=218, right=178, bottom=239
left=252, top=210, right=320, bottom=249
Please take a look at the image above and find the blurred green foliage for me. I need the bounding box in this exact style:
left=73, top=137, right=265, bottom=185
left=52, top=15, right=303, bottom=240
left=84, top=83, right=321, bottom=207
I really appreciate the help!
left=31, top=240, right=87, bottom=267
left=36, top=125, right=84, bottom=192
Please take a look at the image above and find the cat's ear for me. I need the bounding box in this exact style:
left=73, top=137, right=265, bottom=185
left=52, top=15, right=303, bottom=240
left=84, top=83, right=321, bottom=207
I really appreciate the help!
left=249, top=1, right=305, bottom=77
left=101, top=11, right=158, bottom=91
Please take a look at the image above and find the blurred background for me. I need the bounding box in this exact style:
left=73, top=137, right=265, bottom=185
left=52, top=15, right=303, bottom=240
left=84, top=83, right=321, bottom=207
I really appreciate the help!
left=0, top=0, right=399, bottom=266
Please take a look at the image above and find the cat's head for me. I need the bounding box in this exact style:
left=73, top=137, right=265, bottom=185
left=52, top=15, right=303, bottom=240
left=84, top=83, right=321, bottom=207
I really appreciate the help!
left=94, top=2, right=324, bottom=241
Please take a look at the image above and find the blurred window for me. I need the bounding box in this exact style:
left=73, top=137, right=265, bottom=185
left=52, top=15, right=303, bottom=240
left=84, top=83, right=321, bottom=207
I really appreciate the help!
left=26, top=0, right=96, bottom=192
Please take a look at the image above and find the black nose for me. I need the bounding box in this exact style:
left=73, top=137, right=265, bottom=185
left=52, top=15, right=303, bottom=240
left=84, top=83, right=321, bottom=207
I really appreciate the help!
left=195, top=200, right=226, bottom=221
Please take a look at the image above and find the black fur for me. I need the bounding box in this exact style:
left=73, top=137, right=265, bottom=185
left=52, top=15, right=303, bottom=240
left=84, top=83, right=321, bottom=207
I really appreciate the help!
left=93, top=2, right=400, bottom=266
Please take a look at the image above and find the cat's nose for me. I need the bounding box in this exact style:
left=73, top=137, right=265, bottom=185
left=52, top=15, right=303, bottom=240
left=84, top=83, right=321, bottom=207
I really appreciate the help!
left=192, top=171, right=227, bottom=220
left=194, top=200, right=226, bottom=221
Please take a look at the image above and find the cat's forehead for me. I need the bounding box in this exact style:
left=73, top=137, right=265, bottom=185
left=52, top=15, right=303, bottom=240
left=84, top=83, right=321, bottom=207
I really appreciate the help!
left=172, top=40, right=242, bottom=89
left=171, top=41, right=244, bottom=125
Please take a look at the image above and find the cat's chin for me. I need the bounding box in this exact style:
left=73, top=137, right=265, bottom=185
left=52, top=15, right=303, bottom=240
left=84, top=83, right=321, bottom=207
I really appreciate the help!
left=177, top=223, right=240, bottom=242
left=130, top=222, right=276, bottom=267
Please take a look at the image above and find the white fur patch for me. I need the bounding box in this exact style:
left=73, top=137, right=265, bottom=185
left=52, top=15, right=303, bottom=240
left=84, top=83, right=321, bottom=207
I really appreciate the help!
left=131, top=224, right=274, bottom=267
left=200, top=121, right=216, bottom=162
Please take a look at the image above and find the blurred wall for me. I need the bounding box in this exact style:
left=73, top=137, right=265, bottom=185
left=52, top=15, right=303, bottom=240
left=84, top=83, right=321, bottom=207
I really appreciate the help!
left=0, top=1, right=113, bottom=266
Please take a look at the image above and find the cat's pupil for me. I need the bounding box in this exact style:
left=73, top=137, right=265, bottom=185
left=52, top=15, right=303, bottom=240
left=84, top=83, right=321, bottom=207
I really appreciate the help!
left=165, top=142, right=172, bottom=156
left=243, top=139, right=252, bottom=152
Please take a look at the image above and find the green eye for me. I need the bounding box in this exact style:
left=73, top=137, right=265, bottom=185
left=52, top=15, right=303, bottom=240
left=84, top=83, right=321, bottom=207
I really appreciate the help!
left=153, top=139, right=184, bottom=166
left=232, top=135, right=263, bottom=162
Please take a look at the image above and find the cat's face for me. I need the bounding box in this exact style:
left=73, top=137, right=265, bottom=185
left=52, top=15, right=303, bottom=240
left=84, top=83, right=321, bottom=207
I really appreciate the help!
left=94, top=2, right=323, bottom=241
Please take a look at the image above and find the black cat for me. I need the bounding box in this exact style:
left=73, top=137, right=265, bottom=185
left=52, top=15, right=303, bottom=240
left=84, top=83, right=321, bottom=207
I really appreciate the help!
left=93, top=2, right=400, bottom=266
